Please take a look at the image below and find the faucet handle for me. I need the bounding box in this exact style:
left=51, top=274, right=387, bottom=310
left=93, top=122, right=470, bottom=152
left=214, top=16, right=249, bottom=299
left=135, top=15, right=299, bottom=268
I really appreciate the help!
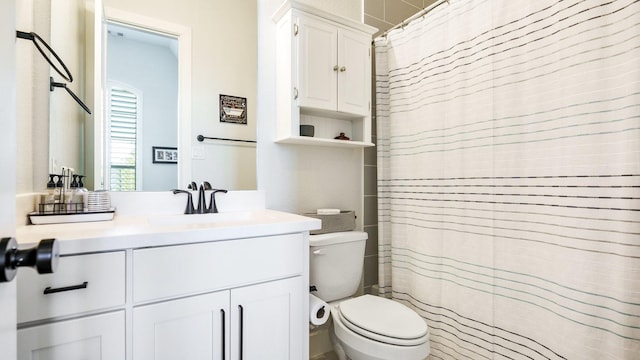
left=188, top=182, right=198, bottom=191
left=208, top=189, right=228, bottom=213
left=172, top=189, right=195, bottom=214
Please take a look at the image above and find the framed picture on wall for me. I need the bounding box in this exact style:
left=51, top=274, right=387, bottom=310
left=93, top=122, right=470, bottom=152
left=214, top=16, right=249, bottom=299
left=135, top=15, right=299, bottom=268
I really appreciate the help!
left=220, top=94, right=247, bottom=124
left=152, top=146, right=178, bottom=164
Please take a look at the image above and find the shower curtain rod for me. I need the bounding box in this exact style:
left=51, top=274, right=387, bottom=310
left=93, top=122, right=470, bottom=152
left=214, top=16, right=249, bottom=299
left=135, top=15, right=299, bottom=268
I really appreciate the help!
left=379, top=0, right=449, bottom=38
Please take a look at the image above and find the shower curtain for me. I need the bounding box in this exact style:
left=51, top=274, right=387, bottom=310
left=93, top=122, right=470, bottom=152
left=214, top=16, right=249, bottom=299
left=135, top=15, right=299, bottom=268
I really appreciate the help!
left=375, top=0, right=639, bottom=359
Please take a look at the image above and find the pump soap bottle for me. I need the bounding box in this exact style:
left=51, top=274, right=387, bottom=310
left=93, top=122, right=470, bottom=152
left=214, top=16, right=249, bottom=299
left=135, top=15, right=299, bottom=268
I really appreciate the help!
left=40, top=175, right=57, bottom=213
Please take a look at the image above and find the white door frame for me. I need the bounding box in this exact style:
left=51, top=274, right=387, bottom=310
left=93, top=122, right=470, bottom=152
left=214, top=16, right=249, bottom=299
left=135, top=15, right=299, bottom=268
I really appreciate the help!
left=0, top=0, right=18, bottom=357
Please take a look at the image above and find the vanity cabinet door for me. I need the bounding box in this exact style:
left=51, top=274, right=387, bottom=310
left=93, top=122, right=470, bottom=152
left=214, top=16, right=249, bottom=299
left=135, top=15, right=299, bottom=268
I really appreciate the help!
left=17, top=311, right=124, bottom=360
left=230, top=276, right=303, bottom=360
left=133, top=291, right=230, bottom=360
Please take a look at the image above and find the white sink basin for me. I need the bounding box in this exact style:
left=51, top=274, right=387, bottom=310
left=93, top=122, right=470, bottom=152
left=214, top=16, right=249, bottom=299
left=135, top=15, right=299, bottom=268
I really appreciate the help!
left=147, top=212, right=254, bottom=227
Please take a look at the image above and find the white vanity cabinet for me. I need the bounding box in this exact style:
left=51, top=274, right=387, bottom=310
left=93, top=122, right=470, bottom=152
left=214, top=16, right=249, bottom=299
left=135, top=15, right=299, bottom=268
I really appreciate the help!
left=134, top=277, right=302, bottom=360
left=274, top=1, right=377, bottom=148
left=133, top=291, right=229, bottom=360
left=17, top=232, right=309, bottom=360
left=16, top=252, right=127, bottom=360
left=17, top=312, right=125, bottom=360
left=131, top=234, right=304, bottom=360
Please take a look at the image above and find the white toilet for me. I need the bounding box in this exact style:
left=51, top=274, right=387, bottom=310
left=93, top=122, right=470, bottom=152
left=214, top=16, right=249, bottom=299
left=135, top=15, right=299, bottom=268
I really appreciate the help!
left=310, top=231, right=430, bottom=360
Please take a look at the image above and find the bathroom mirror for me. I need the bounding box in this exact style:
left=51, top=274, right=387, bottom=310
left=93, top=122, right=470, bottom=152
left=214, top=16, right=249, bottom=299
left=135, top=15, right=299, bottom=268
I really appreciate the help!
left=47, top=0, right=257, bottom=192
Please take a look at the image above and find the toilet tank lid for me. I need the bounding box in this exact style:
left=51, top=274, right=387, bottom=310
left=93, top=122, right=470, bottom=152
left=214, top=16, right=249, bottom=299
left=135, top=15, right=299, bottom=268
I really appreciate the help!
left=309, top=231, right=367, bottom=246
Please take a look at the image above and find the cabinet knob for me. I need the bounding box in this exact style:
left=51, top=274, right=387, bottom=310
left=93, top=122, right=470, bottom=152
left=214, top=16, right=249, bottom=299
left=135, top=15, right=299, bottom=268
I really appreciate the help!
left=0, top=237, right=59, bottom=283
left=340, top=66, right=347, bottom=72
left=333, top=65, right=339, bottom=71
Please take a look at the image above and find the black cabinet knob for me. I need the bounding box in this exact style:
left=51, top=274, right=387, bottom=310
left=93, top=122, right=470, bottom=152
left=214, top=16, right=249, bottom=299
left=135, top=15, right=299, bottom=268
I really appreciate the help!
left=0, top=237, right=59, bottom=283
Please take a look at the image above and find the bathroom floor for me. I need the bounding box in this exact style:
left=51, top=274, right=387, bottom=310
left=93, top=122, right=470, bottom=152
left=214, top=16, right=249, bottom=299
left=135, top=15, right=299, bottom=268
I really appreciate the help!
left=311, top=351, right=338, bottom=360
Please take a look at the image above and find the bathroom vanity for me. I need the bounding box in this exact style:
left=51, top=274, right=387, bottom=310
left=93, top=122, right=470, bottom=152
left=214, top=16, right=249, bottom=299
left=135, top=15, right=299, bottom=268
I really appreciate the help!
left=14, top=191, right=320, bottom=360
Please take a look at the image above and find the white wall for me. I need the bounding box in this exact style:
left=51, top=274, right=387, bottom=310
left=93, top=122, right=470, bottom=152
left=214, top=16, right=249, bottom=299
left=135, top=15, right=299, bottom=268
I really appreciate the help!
left=257, top=0, right=364, bottom=224
left=107, top=34, right=178, bottom=191
left=16, top=0, right=50, bottom=194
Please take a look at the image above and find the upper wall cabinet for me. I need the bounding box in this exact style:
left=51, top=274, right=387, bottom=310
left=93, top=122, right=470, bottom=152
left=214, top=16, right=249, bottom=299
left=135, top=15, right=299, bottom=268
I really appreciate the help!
left=273, top=1, right=377, bottom=148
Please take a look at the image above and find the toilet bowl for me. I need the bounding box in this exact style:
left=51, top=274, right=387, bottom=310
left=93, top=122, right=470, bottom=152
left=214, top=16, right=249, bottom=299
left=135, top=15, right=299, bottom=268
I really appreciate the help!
left=330, top=295, right=430, bottom=360
left=309, top=231, right=430, bottom=360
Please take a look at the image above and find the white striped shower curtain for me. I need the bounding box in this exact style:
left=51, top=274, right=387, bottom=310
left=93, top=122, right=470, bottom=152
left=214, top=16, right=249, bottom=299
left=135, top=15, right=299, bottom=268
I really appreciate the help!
left=375, top=0, right=639, bottom=359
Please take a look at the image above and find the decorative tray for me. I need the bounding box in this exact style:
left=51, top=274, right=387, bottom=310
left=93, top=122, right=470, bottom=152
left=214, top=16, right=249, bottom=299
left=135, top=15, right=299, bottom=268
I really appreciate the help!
left=28, top=209, right=116, bottom=225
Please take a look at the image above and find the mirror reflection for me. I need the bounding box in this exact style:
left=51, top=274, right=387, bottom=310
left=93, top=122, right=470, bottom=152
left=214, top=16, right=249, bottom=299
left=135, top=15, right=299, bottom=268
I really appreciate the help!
left=47, top=0, right=257, bottom=192
left=106, top=23, right=178, bottom=191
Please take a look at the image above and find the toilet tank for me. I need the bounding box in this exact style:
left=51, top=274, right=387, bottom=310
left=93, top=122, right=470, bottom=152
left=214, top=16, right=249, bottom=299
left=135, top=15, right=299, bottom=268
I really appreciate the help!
left=309, top=231, right=367, bottom=302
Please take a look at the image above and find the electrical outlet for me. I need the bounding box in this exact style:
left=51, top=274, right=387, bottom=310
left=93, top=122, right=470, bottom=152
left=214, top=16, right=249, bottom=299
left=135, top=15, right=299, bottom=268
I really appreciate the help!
left=192, top=145, right=205, bottom=160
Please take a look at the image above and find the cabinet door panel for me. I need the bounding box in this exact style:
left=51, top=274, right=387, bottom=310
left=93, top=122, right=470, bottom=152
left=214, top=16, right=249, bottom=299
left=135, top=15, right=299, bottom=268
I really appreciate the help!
left=231, top=277, right=302, bottom=360
left=17, top=311, right=124, bottom=360
left=297, top=14, right=338, bottom=111
left=338, top=29, right=371, bottom=116
left=133, top=291, right=230, bottom=360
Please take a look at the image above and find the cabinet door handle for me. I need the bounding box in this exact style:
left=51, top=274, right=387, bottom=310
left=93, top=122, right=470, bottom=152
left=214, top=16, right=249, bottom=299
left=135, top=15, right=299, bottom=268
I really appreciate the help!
left=293, top=87, right=299, bottom=100
left=43, top=281, right=88, bottom=295
left=340, top=66, right=347, bottom=72
left=221, top=309, right=226, bottom=360
left=238, top=305, right=244, bottom=360
left=333, top=65, right=339, bottom=71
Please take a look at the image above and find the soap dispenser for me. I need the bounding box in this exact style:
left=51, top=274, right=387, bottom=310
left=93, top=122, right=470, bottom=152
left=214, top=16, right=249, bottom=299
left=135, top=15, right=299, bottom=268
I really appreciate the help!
left=77, top=175, right=89, bottom=212
left=68, top=175, right=81, bottom=212
left=39, top=175, right=57, bottom=213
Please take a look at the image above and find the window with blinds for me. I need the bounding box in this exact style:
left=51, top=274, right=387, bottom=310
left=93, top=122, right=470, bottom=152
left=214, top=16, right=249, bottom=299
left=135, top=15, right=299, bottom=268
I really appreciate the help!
left=109, top=87, right=138, bottom=191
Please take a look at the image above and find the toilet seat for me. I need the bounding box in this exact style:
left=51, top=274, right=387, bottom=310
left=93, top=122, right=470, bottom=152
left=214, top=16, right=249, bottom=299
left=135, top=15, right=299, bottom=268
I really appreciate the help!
left=337, top=295, right=428, bottom=346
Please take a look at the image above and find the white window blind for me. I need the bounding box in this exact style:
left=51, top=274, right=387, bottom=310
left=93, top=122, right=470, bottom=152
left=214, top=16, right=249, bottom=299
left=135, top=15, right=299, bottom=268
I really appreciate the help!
left=109, top=88, right=138, bottom=191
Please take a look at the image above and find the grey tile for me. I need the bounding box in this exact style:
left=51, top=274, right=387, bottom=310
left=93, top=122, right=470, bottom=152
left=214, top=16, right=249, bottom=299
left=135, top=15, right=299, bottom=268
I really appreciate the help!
left=364, top=0, right=385, bottom=19
left=364, top=144, right=377, bottom=166
left=384, top=0, right=422, bottom=25
left=364, top=165, right=377, bottom=195
left=364, top=226, right=379, bottom=256
left=363, top=255, right=379, bottom=286
left=363, top=195, right=379, bottom=226
left=364, top=14, right=393, bottom=37
left=424, top=0, right=440, bottom=8
left=403, top=0, right=423, bottom=8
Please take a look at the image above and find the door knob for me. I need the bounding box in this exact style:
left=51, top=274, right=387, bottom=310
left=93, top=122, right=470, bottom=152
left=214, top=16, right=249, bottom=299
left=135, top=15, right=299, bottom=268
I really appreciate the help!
left=0, top=237, right=59, bottom=283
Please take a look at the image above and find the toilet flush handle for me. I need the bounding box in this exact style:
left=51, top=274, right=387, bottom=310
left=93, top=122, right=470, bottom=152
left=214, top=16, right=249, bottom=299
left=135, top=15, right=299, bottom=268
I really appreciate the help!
left=312, top=248, right=325, bottom=255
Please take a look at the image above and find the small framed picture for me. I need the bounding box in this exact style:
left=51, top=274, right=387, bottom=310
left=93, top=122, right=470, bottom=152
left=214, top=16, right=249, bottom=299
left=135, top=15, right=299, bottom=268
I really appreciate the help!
left=152, top=146, right=178, bottom=164
left=220, top=94, right=247, bottom=124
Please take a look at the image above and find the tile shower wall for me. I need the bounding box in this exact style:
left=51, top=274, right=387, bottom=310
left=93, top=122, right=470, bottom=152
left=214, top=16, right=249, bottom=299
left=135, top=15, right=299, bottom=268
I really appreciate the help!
left=365, top=0, right=439, bottom=36
left=362, top=0, right=437, bottom=294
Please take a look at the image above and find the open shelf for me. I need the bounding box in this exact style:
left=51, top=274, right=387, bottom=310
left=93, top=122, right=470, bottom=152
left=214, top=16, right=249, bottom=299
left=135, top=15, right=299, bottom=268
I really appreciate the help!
left=275, top=136, right=374, bottom=148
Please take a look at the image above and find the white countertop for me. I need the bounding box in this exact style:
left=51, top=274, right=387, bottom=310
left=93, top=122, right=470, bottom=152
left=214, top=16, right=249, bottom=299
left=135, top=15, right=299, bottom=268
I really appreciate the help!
left=15, top=191, right=321, bottom=254
left=16, top=209, right=321, bottom=255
